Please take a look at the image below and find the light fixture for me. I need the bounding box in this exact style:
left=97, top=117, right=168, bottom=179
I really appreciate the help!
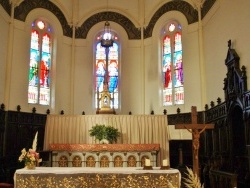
left=101, top=0, right=113, bottom=48
left=100, top=21, right=113, bottom=47
left=100, top=0, right=114, bottom=85
left=96, top=0, right=115, bottom=114
left=37, top=20, right=45, bottom=30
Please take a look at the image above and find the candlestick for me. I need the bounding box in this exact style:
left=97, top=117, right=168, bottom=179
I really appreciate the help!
left=145, top=159, right=150, bottom=166
left=163, top=159, right=168, bottom=166
left=160, top=158, right=170, bottom=170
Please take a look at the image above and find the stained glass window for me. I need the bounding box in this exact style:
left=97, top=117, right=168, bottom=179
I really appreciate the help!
left=28, top=20, right=52, bottom=105
left=162, top=21, right=184, bottom=106
left=95, top=34, right=119, bottom=109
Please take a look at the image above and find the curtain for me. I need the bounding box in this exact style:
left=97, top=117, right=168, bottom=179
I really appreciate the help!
left=43, top=115, right=169, bottom=164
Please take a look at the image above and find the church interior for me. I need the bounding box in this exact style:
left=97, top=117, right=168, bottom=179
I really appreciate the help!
left=1, top=0, right=250, bottom=187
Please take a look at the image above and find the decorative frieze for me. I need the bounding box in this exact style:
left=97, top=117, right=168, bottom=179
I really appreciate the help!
left=50, top=144, right=159, bottom=168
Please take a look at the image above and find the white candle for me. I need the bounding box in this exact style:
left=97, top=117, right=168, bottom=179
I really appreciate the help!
left=145, top=159, right=151, bottom=166
left=163, top=159, right=168, bottom=166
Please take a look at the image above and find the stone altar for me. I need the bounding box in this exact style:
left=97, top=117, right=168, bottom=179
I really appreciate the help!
left=49, top=143, right=160, bottom=167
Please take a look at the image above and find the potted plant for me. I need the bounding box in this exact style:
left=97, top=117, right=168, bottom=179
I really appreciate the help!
left=105, top=126, right=120, bottom=144
left=89, top=124, right=120, bottom=144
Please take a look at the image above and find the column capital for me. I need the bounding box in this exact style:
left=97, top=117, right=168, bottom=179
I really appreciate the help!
left=9, top=0, right=23, bottom=7
left=191, top=0, right=206, bottom=10
left=70, top=0, right=79, bottom=28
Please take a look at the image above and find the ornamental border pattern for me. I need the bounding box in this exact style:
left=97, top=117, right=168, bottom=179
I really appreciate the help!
left=75, top=11, right=141, bottom=40
left=15, top=172, right=180, bottom=188
left=49, top=144, right=160, bottom=152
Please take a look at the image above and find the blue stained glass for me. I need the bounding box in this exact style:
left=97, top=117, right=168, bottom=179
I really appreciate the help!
left=95, top=39, right=119, bottom=109
left=162, top=21, right=184, bottom=106
left=108, top=59, right=118, bottom=93
left=28, top=21, right=52, bottom=105
left=29, top=49, right=39, bottom=87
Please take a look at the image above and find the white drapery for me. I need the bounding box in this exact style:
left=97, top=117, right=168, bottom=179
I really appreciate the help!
left=43, top=114, right=169, bottom=164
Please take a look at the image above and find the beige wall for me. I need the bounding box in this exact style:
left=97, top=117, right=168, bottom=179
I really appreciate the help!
left=1, top=0, right=250, bottom=115
left=203, top=0, right=250, bottom=105
left=0, top=6, right=9, bottom=104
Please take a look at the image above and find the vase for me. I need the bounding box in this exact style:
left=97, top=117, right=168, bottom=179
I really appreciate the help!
left=25, top=161, right=36, bottom=170
left=100, top=138, right=109, bottom=144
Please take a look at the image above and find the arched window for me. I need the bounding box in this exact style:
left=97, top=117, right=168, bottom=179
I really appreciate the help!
left=95, top=33, right=119, bottom=109
left=162, top=21, right=184, bottom=106
left=28, top=19, right=52, bottom=105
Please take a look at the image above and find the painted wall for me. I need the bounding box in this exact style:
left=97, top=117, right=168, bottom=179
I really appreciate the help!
left=0, top=6, right=9, bottom=104
left=203, top=0, right=250, bottom=106
left=1, top=0, right=249, bottom=115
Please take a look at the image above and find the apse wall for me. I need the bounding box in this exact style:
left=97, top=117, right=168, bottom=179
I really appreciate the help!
left=0, top=6, right=9, bottom=105
left=144, top=10, right=201, bottom=115
left=203, top=0, right=250, bottom=106
left=2, top=0, right=244, bottom=115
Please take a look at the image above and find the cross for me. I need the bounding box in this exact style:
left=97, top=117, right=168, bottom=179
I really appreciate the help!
left=175, top=106, right=214, bottom=176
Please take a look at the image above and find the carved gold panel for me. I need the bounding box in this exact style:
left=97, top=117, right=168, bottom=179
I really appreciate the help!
left=72, top=155, right=82, bottom=167
left=114, top=155, right=123, bottom=167
left=58, top=155, right=68, bottom=167
left=127, top=155, right=136, bottom=167
left=86, top=156, right=96, bottom=167
left=100, top=155, right=109, bottom=167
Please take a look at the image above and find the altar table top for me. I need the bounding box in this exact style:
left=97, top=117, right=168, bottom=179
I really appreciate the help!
left=49, top=143, right=160, bottom=152
left=15, top=167, right=180, bottom=188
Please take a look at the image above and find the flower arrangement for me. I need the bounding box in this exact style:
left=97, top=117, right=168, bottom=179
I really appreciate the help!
left=89, top=124, right=121, bottom=144
left=18, top=131, right=42, bottom=169
left=18, top=148, right=40, bottom=164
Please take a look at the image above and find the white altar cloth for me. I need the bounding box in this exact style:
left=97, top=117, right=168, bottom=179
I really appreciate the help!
left=15, top=167, right=181, bottom=187
left=15, top=166, right=179, bottom=174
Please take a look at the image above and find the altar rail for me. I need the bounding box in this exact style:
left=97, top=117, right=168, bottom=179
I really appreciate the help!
left=49, top=144, right=160, bottom=168
left=209, top=169, right=237, bottom=188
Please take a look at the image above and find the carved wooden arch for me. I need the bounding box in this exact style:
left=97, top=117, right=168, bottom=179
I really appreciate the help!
left=222, top=40, right=247, bottom=169
left=13, top=0, right=72, bottom=37
left=75, top=11, right=141, bottom=39
left=224, top=40, right=247, bottom=105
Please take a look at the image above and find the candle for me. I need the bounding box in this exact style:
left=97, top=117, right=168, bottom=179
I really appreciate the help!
left=145, top=159, right=151, bottom=166
left=163, top=159, right=168, bottom=166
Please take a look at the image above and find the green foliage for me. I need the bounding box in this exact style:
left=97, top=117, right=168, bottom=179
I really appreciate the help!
left=89, top=124, right=120, bottom=144
left=89, top=124, right=107, bottom=141
left=105, top=125, right=120, bottom=143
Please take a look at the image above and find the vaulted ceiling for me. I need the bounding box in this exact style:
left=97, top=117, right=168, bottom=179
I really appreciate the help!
left=0, top=0, right=216, bottom=39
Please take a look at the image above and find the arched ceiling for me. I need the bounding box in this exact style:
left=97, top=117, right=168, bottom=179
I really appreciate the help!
left=0, top=0, right=216, bottom=39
